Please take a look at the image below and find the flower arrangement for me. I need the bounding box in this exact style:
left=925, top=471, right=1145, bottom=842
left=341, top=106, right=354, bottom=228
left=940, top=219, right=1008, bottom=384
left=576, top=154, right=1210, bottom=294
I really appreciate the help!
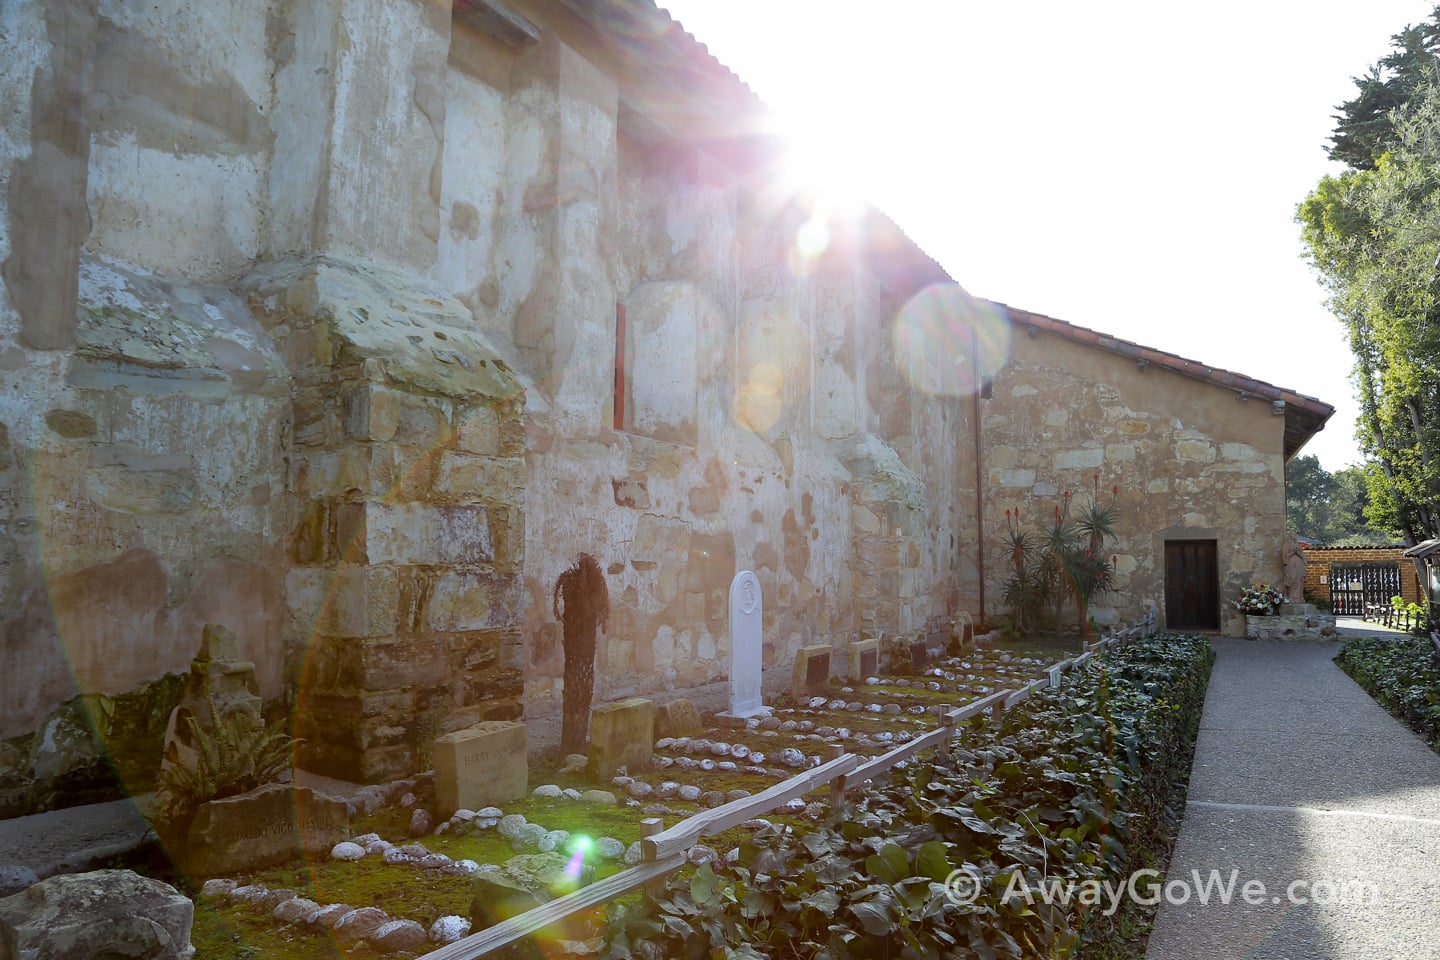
left=1234, top=581, right=1286, bottom=616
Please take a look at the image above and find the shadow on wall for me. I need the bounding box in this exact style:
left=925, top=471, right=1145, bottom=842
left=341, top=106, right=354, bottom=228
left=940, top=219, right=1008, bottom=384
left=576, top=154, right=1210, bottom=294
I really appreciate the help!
left=0, top=549, right=283, bottom=817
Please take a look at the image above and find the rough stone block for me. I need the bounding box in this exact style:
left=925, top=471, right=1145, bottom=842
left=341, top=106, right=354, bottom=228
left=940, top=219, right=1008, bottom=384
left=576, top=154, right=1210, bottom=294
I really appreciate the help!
left=354, top=503, right=493, bottom=565
left=433, top=721, right=527, bottom=817
left=1055, top=448, right=1104, bottom=470
left=433, top=452, right=526, bottom=502
left=791, top=644, right=831, bottom=699
left=0, top=869, right=194, bottom=960
left=655, top=698, right=702, bottom=738
left=426, top=571, right=522, bottom=632
left=285, top=565, right=397, bottom=639
left=455, top=405, right=501, bottom=455
left=184, top=783, right=349, bottom=876
left=587, top=698, right=653, bottom=780
left=848, top=639, right=879, bottom=680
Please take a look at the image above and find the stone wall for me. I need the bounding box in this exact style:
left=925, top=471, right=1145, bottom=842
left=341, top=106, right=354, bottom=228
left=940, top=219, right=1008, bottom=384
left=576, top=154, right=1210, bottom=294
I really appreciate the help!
left=250, top=258, right=529, bottom=783
left=471, top=14, right=965, bottom=714
left=962, top=313, right=1289, bottom=636
left=0, top=0, right=970, bottom=812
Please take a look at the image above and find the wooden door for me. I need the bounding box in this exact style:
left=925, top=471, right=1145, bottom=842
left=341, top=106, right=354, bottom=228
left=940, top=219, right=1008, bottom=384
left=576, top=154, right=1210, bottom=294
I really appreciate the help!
left=1165, top=540, right=1219, bottom=630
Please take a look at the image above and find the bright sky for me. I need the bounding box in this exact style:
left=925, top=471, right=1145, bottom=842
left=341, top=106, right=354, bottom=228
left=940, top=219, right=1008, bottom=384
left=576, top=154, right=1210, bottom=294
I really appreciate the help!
left=659, top=0, right=1437, bottom=472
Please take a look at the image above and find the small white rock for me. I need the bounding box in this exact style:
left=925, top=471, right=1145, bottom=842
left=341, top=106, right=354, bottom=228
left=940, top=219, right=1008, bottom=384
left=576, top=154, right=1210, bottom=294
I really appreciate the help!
left=331, top=841, right=366, bottom=861
left=687, top=845, right=718, bottom=865
left=430, top=915, right=472, bottom=945
left=201, top=879, right=235, bottom=898
left=532, top=784, right=563, bottom=798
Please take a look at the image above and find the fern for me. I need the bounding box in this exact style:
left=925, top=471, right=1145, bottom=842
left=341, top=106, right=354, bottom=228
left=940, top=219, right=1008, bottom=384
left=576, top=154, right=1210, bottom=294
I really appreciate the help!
left=156, top=694, right=299, bottom=830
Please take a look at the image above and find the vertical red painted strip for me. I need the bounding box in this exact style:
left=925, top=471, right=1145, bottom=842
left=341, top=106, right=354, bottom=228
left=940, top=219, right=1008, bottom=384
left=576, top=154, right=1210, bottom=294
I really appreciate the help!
left=614, top=303, right=626, bottom=430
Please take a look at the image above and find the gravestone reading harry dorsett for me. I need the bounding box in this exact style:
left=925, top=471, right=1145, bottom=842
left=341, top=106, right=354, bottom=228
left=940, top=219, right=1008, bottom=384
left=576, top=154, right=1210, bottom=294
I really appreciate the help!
left=717, top=570, right=769, bottom=727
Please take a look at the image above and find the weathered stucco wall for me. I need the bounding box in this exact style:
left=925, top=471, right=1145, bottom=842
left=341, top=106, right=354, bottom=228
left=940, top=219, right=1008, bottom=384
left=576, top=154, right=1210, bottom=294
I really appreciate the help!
left=967, top=320, right=1288, bottom=635
left=0, top=0, right=1297, bottom=817
left=0, top=0, right=966, bottom=813
left=0, top=0, right=295, bottom=812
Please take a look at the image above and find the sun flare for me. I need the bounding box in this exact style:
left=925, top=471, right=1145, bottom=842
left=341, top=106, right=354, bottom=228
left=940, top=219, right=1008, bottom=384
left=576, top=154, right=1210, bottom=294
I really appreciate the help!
left=775, top=108, right=873, bottom=221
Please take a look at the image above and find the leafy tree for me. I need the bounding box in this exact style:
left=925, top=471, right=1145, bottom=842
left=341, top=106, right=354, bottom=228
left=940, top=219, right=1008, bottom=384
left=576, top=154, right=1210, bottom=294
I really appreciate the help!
left=1328, top=8, right=1440, bottom=169
left=1285, top=456, right=1399, bottom=543
left=1290, top=457, right=1399, bottom=544
left=1299, top=72, right=1440, bottom=545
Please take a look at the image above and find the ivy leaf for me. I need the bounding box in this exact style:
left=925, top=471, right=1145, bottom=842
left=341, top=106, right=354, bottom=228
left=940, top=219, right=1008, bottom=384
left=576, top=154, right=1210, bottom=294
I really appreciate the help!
left=801, top=888, right=841, bottom=917
left=849, top=900, right=896, bottom=936
left=803, top=831, right=842, bottom=857
left=915, top=841, right=951, bottom=883
left=690, top=863, right=718, bottom=907
left=865, top=843, right=910, bottom=884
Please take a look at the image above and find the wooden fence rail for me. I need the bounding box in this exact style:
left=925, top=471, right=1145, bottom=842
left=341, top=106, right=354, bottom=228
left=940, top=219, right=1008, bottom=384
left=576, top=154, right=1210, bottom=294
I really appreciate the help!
left=418, top=614, right=1156, bottom=960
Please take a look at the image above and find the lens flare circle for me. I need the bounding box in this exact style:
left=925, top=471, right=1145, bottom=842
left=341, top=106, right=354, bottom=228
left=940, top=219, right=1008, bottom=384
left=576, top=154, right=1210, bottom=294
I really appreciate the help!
left=893, top=283, right=1011, bottom=397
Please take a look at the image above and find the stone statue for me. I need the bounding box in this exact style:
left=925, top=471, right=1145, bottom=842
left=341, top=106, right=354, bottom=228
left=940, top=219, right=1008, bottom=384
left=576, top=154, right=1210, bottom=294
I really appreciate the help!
left=1281, top=532, right=1306, bottom=603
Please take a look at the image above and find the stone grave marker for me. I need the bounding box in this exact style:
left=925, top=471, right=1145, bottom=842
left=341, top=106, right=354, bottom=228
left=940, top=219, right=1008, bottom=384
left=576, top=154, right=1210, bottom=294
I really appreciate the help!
left=588, top=698, right=653, bottom=779
left=158, top=623, right=264, bottom=812
left=848, top=638, right=880, bottom=680
left=909, top=636, right=930, bottom=672
left=952, top=613, right=974, bottom=651
left=716, top=571, right=768, bottom=725
left=655, top=698, right=702, bottom=738
left=184, top=782, right=348, bottom=875
left=791, top=645, right=832, bottom=699
left=434, top=720, right=528, bottom=817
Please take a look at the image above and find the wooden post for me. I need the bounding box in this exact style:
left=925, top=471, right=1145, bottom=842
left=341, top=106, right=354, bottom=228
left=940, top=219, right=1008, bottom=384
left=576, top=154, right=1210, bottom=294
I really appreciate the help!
left=640, top=818, right=665, bottom=898
left=826, top=744, right=848, bottom=809
left=938, top=707, right=956, bottom=758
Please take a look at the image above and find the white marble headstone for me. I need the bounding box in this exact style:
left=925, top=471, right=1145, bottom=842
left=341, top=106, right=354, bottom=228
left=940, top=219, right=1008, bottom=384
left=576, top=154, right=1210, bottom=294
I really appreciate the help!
left=726, top=570, right=765, bottom=717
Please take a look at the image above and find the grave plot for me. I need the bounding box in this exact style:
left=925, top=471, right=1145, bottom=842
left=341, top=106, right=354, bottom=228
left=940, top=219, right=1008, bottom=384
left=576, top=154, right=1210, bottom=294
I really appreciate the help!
left=191, top=778, right=651, bottom=957
left=190, top=642, right=1075, bottom=958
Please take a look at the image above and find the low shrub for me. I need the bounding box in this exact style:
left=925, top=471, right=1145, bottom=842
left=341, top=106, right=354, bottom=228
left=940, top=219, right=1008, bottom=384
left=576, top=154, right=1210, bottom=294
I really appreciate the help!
left=1335, top=637, right=1440, bottom=747
left=603, top=634, right=1213, bottom=960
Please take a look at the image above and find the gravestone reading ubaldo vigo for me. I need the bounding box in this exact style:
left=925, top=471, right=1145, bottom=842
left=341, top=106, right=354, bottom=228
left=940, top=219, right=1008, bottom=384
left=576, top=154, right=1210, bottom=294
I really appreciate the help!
left=716, top=570, right=769, bottom=727
left=184, top=782, right=348, bottom=875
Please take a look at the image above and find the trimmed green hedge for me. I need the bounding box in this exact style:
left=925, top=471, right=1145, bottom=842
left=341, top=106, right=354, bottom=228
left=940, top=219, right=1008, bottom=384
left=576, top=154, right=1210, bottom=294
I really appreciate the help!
left=1336, top=637, right=1440, bottom=747
left=604, top=634, right=1213, bottom=960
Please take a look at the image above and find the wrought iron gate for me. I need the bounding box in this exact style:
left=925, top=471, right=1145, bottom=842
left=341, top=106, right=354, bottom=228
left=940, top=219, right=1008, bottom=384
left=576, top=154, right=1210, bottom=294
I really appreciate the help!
left=1328, top=562, right=1401, bottom=615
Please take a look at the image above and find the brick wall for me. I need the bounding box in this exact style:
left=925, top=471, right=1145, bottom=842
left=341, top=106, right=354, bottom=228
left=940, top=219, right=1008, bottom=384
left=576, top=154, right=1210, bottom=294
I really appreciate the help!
left=1302, top=546, right=1423, bottom=606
